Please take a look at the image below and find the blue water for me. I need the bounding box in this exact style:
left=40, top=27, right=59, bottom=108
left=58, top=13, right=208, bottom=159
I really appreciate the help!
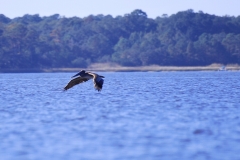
left=0, top=71, right=240, bottom=160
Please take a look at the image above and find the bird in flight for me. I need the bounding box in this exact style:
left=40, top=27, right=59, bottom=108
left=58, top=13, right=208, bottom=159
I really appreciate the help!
left=64, top=70, right=104, bottom=91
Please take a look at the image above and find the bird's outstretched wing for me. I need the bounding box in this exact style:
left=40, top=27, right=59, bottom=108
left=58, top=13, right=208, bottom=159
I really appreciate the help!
left=64, top=77, right=89, bottom=90
left=93, top=77, right=104, bottom=91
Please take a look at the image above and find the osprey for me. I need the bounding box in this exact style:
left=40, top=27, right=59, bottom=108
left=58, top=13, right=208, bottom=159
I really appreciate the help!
left=64, top=70, right=104, bottom=91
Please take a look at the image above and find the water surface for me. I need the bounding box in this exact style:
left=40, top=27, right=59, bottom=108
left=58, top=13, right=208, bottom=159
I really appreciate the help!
left=0, top=71, right=240, bottom=160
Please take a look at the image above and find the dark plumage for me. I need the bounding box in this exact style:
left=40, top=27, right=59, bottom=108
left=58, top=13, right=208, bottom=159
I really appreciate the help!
left=64, top=70, right=104, bottom=91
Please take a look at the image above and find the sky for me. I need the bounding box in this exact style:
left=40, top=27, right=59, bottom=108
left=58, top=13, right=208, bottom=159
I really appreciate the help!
left=0, top=0, right=240, bottom=19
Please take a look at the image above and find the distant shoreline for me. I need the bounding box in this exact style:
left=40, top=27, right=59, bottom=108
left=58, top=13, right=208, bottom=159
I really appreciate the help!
left=1, top=64, right=240, bottom=73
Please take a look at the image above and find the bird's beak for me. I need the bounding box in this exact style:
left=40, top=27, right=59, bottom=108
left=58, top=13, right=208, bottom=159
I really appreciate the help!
left=72, top=72, right=80, bottom=78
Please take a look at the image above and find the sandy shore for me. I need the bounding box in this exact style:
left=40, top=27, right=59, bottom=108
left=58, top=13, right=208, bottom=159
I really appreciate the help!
left=42, top=63, right=240, bottom=72
left=1, top=63, right=240, bottom=73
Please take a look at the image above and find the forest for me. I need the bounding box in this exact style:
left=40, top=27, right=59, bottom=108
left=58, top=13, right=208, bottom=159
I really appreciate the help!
left=0, top=9, right=240, bottom=70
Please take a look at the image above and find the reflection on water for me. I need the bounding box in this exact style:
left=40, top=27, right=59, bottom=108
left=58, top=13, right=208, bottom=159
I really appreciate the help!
left=0, top=72, right=240, bottom=160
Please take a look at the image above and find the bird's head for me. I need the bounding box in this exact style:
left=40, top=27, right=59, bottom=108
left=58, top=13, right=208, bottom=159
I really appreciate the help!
left=72, top=70, right=86, bottom=78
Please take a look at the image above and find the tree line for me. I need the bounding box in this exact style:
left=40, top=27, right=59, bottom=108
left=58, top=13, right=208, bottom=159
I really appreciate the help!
left=0, top=9, right=240, bottom=69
